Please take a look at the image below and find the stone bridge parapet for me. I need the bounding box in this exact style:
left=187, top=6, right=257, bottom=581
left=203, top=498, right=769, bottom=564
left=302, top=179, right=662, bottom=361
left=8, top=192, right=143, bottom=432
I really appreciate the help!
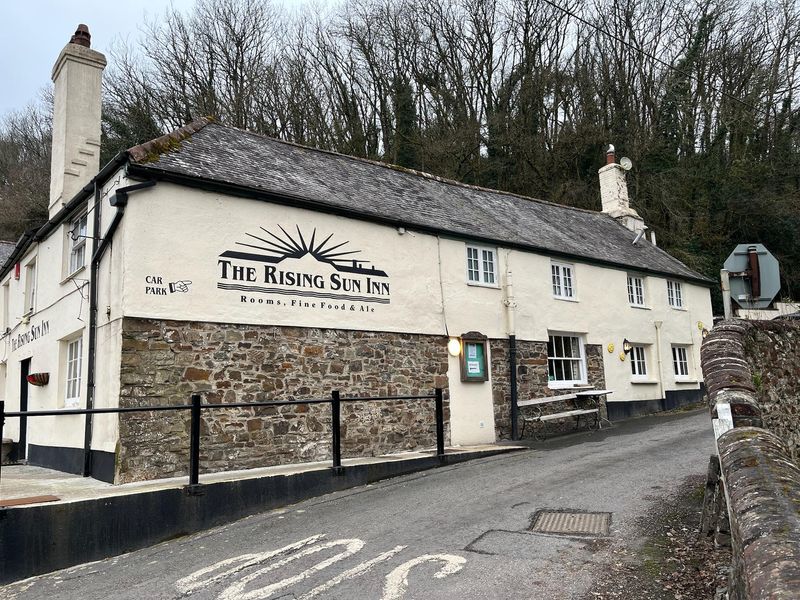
left=701, top=319, right=800, bottom=599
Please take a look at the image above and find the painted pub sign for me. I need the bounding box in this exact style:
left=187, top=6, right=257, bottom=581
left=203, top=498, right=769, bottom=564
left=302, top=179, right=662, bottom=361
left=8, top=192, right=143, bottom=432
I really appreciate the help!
left=217, top=225, right=390, bottom=313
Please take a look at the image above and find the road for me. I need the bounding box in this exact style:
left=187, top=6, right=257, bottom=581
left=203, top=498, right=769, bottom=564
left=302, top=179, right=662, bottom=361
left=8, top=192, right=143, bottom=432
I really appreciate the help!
left=2, top=409, right=715, bottom=600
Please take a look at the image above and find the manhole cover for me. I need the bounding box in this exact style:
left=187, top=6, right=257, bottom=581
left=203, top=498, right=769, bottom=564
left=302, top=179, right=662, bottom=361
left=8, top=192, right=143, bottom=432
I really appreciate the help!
left=529, top=509, right=611, bottom=536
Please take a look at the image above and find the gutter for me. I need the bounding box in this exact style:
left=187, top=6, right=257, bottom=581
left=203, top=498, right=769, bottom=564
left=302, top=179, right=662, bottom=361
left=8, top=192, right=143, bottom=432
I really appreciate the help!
left=83, top=179, right=156, bottom=477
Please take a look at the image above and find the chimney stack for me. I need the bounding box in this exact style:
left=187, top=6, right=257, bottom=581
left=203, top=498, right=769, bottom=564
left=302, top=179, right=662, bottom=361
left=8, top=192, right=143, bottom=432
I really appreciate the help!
left=49, top=25, right=106, bottom=217
left=598, top=144, right=645, bottom=233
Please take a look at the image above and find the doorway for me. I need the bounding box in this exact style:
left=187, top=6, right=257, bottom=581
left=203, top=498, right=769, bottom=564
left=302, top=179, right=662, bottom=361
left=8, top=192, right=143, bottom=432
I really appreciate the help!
left=19, top=358, right=30, bottom=461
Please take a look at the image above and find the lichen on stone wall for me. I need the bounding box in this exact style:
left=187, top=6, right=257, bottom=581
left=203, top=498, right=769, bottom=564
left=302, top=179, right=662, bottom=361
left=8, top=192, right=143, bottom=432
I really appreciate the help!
left=116, top=318, right=449, bottom=483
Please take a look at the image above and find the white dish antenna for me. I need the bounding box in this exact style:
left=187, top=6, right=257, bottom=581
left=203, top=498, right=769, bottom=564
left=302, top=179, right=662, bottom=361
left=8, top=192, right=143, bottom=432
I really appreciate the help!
left=620, top=156, right=633, bottom=171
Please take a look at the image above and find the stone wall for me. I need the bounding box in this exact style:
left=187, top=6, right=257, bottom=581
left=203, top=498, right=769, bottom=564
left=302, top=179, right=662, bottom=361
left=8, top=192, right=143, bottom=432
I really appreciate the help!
left=701, top=319, right=800, bottom=599
left=717, top=427, right=800, bottom=600
left=740, top=320, right=800, bottom=458
left=117, top=318, right=449, bottom=483
left=490, top=339, right=605, bottom=439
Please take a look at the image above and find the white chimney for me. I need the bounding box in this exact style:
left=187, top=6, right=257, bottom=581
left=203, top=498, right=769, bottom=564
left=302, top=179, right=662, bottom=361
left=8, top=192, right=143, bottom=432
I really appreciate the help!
left=598, top=144, right=645, bottom=233
left=49, top=25, right=106, bottom=217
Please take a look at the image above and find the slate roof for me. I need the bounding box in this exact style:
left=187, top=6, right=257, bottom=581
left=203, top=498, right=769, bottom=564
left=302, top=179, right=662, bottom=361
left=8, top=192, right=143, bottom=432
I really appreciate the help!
left=0, top=241, right=16, bottom=265
left=130, top=121, right=712, bottom=284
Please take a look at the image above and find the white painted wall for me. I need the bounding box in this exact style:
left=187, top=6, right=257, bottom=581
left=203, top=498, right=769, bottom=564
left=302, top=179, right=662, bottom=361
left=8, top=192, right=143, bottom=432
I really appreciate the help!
left=0, top=170, right=128, bottom=454
left=0, top=175, right=714, bottom=456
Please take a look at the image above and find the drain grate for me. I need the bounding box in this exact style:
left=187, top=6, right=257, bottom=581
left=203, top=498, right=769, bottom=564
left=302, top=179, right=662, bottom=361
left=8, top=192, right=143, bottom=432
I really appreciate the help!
left=529, top=509, right=611, bottom=536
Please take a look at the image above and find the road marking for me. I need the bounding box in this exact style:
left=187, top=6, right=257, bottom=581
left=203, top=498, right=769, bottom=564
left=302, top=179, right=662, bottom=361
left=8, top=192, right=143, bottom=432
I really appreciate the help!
left=175, top=535, right=324, bottom=594
left=219, top=538, right=364, bottom=600
left=381, top=554, right=467, bottom=600
left=297, top=545, right=407, bottom=599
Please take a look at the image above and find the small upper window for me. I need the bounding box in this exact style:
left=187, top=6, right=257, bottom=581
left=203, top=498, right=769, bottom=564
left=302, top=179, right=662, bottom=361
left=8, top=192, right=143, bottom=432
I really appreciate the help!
left=630, top=345, right=648, bottom=378
left=466, top=244, right=497, bottom=286
left=627, top=275, right=645, bottom=306
left=68, top=213, right=88, bottom=275
left=24, top=260, right=36, bottom=314
left=551, top=261, right=575, bottom=299
left=667, top=280, right=683, bottom=308
left=672, top=346, right=690, bottom=379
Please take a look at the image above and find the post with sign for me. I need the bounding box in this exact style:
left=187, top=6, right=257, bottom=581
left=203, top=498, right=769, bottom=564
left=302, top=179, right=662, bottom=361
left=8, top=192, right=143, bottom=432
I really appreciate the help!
left=459, top=331, right=489, bottom=382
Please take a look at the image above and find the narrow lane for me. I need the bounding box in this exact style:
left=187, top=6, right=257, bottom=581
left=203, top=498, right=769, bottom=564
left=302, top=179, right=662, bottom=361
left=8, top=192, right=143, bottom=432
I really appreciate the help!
left=2, top=410, right=714, bottom=600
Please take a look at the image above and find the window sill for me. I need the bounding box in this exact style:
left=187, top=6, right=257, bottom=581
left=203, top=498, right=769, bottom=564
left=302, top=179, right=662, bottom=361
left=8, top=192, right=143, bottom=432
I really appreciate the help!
left=553, top=295, right=579, bottom=303
left=629, top=304, right=651, bottom=310
left=630, top=379, right=659, bottom=385
left=674, top=379, right=699, bottom=384
left=548, top=381, right=588, bottom=390
left=61, top=265, right=86, bottom=285
left=466, top=281, right=501, bottom=290
left=669, top=306, right=687, bottom=311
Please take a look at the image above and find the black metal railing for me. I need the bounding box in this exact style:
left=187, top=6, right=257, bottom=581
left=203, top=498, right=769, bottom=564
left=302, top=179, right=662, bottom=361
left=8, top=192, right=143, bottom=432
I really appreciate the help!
left=0, top=388, right=445, bottom=489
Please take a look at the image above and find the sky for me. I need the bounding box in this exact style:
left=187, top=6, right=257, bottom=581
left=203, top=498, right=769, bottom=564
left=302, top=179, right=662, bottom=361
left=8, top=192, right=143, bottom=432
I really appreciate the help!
left=1, top=0, right=308, bottom=117
left=1, top=1, right=196, bottom=115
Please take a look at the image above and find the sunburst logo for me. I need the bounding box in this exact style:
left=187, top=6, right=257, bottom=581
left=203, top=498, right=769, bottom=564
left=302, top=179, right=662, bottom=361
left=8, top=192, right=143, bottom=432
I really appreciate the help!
left=218, top=225, right=390, bottom=308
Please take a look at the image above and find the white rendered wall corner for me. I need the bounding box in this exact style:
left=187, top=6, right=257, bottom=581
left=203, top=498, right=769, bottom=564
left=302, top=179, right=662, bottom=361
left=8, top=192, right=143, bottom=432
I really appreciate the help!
left=49, top=25, right=106, bottom=217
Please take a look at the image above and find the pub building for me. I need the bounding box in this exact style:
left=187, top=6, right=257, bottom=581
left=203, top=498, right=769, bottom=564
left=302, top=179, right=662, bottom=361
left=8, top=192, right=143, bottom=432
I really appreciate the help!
left=0, top=27, right=712, bottom=483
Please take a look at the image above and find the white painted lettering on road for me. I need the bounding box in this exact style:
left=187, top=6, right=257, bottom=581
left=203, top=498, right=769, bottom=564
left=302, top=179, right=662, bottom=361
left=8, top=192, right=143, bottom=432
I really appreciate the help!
left=175, top=535, right=324, bottom=594
left=219, top=538, right=364, bottom=600
left=381, top=554, right=467, bottom=600
left=297, top=545, right=407, bottom=600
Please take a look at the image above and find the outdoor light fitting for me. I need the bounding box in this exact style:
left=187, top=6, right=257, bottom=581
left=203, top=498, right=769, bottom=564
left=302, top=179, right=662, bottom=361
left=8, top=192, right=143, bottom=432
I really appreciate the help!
left=447, top=338, right=462, bottom=356
left=622, top=339, right=633, bottom=354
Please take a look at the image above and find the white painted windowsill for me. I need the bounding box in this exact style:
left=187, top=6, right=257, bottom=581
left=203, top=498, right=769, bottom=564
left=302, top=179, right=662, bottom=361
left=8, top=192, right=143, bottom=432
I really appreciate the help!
left=630, top=379, right=660, bottom=385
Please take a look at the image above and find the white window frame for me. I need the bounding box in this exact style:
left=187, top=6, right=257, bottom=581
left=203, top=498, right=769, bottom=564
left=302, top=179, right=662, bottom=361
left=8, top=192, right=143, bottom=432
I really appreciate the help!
left=547, top=333, right=587, bottom=388
left=672, top=345, right=691, bottom=380
left=1, top=281, right=8, bottom=332
left=627, top=274, right=645, bottom=306
left=24, top=259, right=36, bottom=315
left=630, top=345, right=648, bottom=379
left=64, top=336, right=83, bottom=408
left=667, top=280, right=684, bottom=308
left=466, top=244, right=498, bottom=287
left=68, top=212, right=88, bottom=276
left=551, top=261, right=576, bottom=300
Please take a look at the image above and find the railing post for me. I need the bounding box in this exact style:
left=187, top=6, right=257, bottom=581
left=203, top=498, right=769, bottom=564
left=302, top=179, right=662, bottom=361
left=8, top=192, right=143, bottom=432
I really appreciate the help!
left=331, top=390, right=342, bottom=473
left=186, top=393, right=203, bottom=492
left=435, top=388, right=445, bottom=458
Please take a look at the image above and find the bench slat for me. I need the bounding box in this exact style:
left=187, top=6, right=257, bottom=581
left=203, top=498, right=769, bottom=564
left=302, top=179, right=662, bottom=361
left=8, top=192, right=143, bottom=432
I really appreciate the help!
left=517, top=393, right=578, bottom=407
left=522, top=408, right=599, bottom=422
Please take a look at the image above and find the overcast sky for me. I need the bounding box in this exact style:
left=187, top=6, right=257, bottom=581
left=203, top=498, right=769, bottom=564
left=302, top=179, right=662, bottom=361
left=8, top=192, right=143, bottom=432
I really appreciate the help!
left=1, top=0, right=308, bottom=117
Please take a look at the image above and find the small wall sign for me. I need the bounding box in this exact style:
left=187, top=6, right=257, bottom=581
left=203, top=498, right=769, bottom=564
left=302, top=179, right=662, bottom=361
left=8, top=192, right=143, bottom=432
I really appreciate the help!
left=460, top=331, right=488, bottom=382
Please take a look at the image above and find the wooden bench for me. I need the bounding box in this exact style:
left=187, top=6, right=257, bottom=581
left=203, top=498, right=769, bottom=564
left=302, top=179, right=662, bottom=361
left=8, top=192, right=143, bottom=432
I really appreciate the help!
left=518, top=389, right=613, bottom=440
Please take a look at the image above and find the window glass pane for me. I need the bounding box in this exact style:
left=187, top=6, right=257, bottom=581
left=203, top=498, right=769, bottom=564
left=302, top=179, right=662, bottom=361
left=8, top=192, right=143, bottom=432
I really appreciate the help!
left=551, top=264, right=561, bottom=296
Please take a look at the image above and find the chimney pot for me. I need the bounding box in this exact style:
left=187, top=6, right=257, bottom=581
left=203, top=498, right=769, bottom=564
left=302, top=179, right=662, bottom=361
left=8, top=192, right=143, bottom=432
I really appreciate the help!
left=70, top=24, right=91, bottom=48
left=606, top=144, right=616, bottom=165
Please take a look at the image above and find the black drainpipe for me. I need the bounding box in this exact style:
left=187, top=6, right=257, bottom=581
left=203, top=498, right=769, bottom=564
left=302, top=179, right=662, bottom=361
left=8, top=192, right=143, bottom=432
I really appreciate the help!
left=509, top=334, right=519, bottom=440
left=83, top=180, right=156, bottom=477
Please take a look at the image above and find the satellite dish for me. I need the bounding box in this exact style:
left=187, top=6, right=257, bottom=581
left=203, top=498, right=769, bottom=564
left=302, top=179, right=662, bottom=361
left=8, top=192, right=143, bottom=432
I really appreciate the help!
left=620, top=157, right=633, bottom=171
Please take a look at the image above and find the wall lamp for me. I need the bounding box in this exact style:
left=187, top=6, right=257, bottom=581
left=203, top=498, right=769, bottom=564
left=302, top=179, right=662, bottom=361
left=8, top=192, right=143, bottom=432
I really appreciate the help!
left=447, top=337, right=462, bottom=357
left=622, top=339, right=633, bottom=355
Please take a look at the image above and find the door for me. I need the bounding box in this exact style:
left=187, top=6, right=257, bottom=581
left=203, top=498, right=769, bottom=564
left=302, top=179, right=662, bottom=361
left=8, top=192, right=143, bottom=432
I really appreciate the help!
left=19, top=358, right=30, bottom=461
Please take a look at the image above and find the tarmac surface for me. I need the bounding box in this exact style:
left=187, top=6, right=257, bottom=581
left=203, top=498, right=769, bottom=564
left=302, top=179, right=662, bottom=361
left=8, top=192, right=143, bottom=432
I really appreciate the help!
left=1, top=409, right=715, bottom=600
